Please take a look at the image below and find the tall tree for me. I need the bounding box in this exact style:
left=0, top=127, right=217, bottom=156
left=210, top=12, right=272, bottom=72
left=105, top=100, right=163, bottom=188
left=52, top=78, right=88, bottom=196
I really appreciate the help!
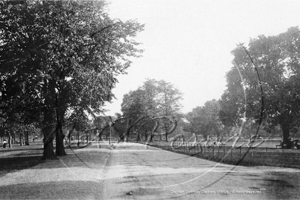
left=156, top=80, right=182, bottom=141
left=0, top=0, right=144, bottom=158
left=220, top=27, right=300, bottom=148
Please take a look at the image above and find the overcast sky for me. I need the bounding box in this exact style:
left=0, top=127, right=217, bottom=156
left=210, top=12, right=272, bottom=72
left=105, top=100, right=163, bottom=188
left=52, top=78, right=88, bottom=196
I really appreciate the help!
left=103, top=0, right=300, bottom=116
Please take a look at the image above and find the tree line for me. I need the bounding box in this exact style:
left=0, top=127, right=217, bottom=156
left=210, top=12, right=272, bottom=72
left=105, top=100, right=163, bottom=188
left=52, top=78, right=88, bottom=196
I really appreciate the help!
left=119, top=27, right=300, bottom=149
left=1, top=0, right=299, bottom=157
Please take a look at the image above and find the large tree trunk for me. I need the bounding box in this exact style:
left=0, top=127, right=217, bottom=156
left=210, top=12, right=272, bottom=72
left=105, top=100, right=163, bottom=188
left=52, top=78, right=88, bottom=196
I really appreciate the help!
left=281, top=123, right=292, bottom=148
left=42, top=79, right=56, bottom=160
left=42, top=112, right=55, bottom=159
left=56, top=123, right=66, bottom=156
left=42, top=124, right=56, bottom=159
left=55, top=92, right=66, bottom=156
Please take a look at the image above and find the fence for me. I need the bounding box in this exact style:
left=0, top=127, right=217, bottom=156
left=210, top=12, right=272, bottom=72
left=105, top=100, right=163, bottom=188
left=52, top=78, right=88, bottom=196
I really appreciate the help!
left=152, top=141, right=300, bottom=169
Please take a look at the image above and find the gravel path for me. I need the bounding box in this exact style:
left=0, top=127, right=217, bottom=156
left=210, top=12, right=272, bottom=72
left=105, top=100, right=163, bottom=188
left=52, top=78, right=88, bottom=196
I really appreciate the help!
left=102, top=143, right=300, bottom=200
left=0, top=142, right=300, bottom=199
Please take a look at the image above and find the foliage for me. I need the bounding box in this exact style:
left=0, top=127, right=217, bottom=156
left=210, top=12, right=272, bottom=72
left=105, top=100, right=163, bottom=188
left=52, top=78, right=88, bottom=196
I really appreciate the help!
left=121, top=79, right=182, bottom=119
left=185, top=99, right=224, bottom=139
left=0, top=0, right=144, bottom=157
left=219, top=27, right=300, bottom=147
left=120, top=79, right=182, bottom=141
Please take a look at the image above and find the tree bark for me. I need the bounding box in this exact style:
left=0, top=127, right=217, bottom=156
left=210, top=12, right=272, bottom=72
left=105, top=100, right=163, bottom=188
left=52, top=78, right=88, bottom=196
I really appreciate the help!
left=8, top=131, right=11, bottom=148
left=124, top=119, right=131, bottom=142
left=12, top=134, right=15, bottom=144
left=42, top=124, right=56, bottom=159
left=67, top=123, right=76, bottom=147
left=281, top=123, right=292, bottom=148
left=42, top=79, right=57, bottom=160
left=56, top=123, right=66, bottom=156
left=25, top=131, right=29, bottom=145
left=55, top=91, right=67, bottom=155
left=165, top=123, right=170, bottom=142
left=77, top=130, right=80, bottom=147
left=136, top=130, right=141, bottom=142
left=20, top=133, right=23, bottom=146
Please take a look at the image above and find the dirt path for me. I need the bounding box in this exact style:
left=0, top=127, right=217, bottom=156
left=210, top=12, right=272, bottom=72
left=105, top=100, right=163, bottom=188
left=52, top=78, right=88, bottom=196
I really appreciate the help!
left=0, top=142, right=300, bottom=199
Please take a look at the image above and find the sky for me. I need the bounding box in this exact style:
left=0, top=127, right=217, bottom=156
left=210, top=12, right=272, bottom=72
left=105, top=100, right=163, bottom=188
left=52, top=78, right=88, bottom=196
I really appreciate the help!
left=103, top=0, right=300, bottom=116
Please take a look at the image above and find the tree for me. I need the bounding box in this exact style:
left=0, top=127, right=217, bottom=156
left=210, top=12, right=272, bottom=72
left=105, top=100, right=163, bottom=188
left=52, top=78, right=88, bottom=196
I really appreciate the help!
left=220, top=27, right=300, bottom=148
left=121, top=79, right=182, bottom=141
left=156, top=80, right=182, bottom=141
left=122, top=79, right=182, bottom=119
left=0, top=0, right=144, bottom=158
left=121, top=89, right=146, bottom=122
left=186, top=99, right=223, bottom=139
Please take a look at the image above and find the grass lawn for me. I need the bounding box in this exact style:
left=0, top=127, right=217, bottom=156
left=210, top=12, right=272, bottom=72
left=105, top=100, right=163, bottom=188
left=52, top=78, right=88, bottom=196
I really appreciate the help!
left=147, top=140, right=300, bottom=169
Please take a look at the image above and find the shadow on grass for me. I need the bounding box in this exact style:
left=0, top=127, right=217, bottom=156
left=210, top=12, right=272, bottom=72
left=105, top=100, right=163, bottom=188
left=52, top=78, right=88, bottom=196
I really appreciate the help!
left=0, top=146, right=43, bottom=153
left=0, top=143, right=111, bottom=180
left=0, top=154, right=44, bottom=177
left=0, top=180, right=103, bottom=199
left=65, top=142, right=92, bottom=149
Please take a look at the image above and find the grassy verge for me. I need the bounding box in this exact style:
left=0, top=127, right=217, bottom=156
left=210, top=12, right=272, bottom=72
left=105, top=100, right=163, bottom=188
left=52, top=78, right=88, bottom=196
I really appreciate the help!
left=0, top=141, right=94, bottom=177
left=147, top=141, right=300, bottom=169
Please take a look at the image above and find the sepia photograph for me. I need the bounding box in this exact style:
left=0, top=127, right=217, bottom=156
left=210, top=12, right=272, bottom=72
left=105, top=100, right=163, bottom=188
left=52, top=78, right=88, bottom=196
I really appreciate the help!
left=1, top=0, right=300, bottom=199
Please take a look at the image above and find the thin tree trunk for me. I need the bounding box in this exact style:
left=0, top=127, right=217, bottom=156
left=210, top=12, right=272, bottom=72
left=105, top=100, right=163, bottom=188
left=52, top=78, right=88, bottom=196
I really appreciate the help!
left=8, top=131, right=12, bottom=148
left=25, top=131, right=29, bottom=145
left=12, top=134, right=15, bottom=144
left=165, top=123, right=170, bottom=142
left=136, top=131, right=141, bottom=142
left=68, top=123, right=76, bottom=147
left=20, top=134, right=23, bottom=146
left=125, top=119, right=131, bottom=142
left=77, top=130, right=80, bottom=147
